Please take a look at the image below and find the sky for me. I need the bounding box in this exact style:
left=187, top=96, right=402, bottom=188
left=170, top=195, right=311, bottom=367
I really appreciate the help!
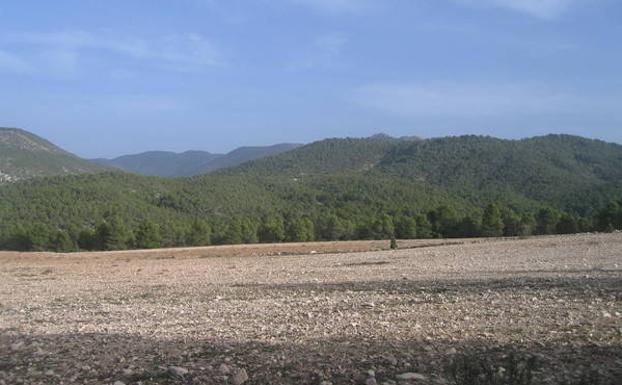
left=0, top=0, right=621, bottom=158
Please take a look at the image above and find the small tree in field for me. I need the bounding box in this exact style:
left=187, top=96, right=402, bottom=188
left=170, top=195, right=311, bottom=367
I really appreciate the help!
left=390, top=237, right=398, bottom=249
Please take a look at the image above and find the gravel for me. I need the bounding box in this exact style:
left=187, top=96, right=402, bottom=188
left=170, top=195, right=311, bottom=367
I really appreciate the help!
left=1, top=233, right=621, bottom=384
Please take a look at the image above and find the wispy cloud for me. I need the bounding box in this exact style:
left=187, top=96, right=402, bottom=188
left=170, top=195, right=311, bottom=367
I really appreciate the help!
left=287, top=34, right=348, bottom=70
left=104, top=94, right=190, bottom=114
left=0, top=50, right=34, bottom=74
left=452, top=0, right=577, bottom=19
left=351, top=83, right=620, bottom=117
left=0, top=31, right=224, bottom=75
left=289, top=0, right=375, bottom=14
left=289, top=0, right=576, bottom=19
left=33, top=91, right=190, bottom=116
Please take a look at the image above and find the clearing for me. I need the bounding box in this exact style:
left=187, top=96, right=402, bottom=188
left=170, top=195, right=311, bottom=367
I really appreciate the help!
left=1, top=233, right=621, bottom=384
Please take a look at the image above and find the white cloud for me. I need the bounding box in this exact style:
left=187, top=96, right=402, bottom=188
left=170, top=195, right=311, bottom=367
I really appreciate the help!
left=453, top=0, right=577, bottom=19
left=41, top=50, right=80, bottom=75
left=0, top=31, right=224, bottom=74
left=351, top=83, right=619, bottom=117
left=290, top=0, right=576, bottom=18
left=289, top=0, right=374, bottom=13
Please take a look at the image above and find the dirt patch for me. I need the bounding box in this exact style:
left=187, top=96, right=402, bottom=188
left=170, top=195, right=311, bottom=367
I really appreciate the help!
left=1, top=233, right=621, bottom=384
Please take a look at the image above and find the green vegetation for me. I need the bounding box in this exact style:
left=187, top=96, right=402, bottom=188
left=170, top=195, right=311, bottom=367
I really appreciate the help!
left=1, top=134, right=621, bottom=252
left=91, top=143, right=301, bottom=177
left=0, top=127, right=103, bottom=183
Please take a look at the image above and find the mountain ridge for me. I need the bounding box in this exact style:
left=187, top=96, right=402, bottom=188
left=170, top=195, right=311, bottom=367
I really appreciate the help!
left=1, top=130, right=621, bottom=251
left=0, top=127, right=104, bottom=183
left=91, top=143, right=302, bottom=177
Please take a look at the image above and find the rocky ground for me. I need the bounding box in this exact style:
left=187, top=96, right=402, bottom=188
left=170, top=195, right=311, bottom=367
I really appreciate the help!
left=1, top=233, right=621, bottom=385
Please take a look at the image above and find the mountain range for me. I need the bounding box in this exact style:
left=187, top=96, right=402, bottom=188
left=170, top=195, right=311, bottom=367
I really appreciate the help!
left=91, top=143, right=302, bottom=177
left=0, top=128, right=423, bottom=180
left=1, top=127, right=621, bottom=252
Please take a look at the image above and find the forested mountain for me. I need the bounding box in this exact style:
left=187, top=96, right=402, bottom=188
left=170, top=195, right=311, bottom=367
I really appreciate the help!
left=92, top=143, right=301, bottom=177
left=226, top=136, right=398, bottom=175
left=0, top=127, right=104, bottom=183
left=228, top=135, right=622, bottom=213
left=374, top=135, right=622, bottom=214
left=1, top=132, right=621, bottom=252
left=91, top=150, right=221, bottom=177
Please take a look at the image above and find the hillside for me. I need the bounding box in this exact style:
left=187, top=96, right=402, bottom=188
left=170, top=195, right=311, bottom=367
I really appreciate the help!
left=374, top=134, right=622, bottom=213
left=93, top=143, right=301, bottom=177
left=0, top=133, right=621, bottom=251
left=91, top=151, right=221, bottom=177
left=222, top=135, right=622, bottom=212
left=225, top=136, right=398, bottom=176
left=0, top=128, right=104, bottom=183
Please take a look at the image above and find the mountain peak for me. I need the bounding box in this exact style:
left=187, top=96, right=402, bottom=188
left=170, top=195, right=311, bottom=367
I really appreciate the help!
left=0, top=127, right=65, bottom=155
left=0, top=127, right=103, bottom=183
left=368, top=133, right=424, bottom=141
left=369, top=133, right=395, bottom=140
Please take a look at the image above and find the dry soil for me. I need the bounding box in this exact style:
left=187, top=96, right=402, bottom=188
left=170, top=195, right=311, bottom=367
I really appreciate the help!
left=1, top=233, right=621, bottom=385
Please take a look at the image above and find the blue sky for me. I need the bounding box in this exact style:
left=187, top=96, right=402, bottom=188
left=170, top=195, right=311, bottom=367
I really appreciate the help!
left=1, top=0, right=621, bottom=157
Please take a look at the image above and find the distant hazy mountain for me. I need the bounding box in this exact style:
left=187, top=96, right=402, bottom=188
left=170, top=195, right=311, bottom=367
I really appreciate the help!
left=0, top=127, right=103, bottom=183
left=92, top=143, right=302, bottom=177
left=91, top=150, right=221, bottom=177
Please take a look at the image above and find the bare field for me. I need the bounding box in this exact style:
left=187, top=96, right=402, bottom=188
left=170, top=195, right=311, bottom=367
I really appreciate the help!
left=0, top=238, right=483, bottom=261
left=1, top=234, right=621, bottom=385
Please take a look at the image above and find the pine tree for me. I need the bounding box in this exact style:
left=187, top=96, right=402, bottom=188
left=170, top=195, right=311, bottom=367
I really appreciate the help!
left=535, top=208, right=561, bottom=235
left=501, top=208, right=522, bottom=236
left=77, top=228, right=97, bottom=250
left=259, top=213, right=285, bottom=243
left=390, top=237, right=398, bottom=249
left=50, top=230, right=76, bottom=252
left=97, top=218, right=133, bottom=250
left=187, top=219, right=211, bottom=246
left=240, top=218, right=259, bottom=243
left=596, top=201, right=621, bottom=232
left=6, top=225, right=34, bottom=251
left=415, top=214, right=434, bottom=239
left=221, top=218, right=243, bottom=245
left=394, top=215, right=417, bottom=239
left=481, top=203, right=504, bottom=237
left=556, top=213, right=579, bottom=234
left=380, top=214, right=395, bottom=239
left=429, top=206, right=459, bottom=238
left=286, top=216, right=315, bottom=242
left=518, top=214, right=536, bottom=236
left=457, top=215, right=481, bottom=238
left=135, top=220, right=162, bottom=249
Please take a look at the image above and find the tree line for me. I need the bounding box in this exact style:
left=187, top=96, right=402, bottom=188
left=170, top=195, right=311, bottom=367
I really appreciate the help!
left=2, top=200, right=620, bottom=252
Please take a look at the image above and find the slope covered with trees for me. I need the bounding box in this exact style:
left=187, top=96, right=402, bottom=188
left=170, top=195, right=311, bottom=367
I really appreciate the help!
left=0, top=127, right=104, bottom=183
left=91, top=151, right=222, bottom=177
left=375, top=135, right=622, bottom=213
left=92, top=143, right=301, bottom=177
left=1, top=133, right=621, bottom=252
